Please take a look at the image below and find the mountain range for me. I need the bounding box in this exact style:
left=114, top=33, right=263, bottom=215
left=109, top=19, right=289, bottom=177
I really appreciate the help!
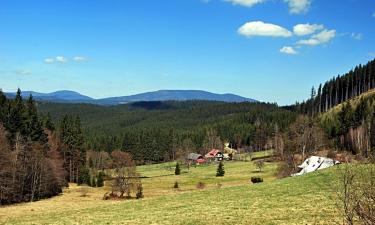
left=5, top=90, right=257, bottom=105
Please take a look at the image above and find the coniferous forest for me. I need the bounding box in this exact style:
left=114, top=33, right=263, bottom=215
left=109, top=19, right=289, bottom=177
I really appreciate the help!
left=293, top=59, right=375, bottom=115
left=0, top=89, right=87, bottom=204
left=38, top=101, right=297, bottom=164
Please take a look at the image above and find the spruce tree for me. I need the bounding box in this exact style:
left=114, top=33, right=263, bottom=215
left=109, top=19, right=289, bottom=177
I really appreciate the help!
left=6, top=88, right=27, bottom=141
left=216, top=161, right=225, bottom=177
left=26, top=95, right=47, bottom=144
left=175, top=162, right=181, bottom=175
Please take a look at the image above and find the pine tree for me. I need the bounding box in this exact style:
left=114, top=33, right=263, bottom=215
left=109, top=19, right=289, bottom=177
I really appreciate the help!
left=216, top=161, right=225, bottom=177
left=25, top=95, right=48, bottom=145
left=6, top=88, right=27, bottom=141
left=175, top=162, right=181, bottom=175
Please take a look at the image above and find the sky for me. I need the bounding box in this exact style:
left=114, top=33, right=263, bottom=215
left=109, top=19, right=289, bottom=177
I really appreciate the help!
left=0, top=0, right=374, bottom=105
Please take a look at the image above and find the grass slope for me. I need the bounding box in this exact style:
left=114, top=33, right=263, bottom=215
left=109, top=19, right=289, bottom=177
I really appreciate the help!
left=0, top=161, right=341, bottom=225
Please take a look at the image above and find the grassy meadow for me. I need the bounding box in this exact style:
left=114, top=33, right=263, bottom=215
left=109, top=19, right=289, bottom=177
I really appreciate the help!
left=0, top=160, right=343, bottom=225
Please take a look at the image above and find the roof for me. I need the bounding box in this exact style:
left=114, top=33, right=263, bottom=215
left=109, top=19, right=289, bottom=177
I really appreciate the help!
left=187, top=153, right=203, bottom=161
left=292, top=156, right=340, bottom=176
left=205, top=149, right=222, bottom=158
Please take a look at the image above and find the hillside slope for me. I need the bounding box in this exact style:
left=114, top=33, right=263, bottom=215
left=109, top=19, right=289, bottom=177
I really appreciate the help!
left=0, top=166, right=341, bottom=225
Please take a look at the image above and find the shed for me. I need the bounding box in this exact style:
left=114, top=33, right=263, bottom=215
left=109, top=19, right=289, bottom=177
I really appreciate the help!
left=187, top=153, right=205, bottom=164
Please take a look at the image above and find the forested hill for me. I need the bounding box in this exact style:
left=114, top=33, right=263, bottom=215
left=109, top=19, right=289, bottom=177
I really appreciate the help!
left=38, top=101, right=297, bottom=163
left=293, top=58, right=375, bottom=115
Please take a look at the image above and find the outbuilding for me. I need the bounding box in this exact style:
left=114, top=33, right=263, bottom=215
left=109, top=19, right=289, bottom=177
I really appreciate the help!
left=187, top=153, right=206, bottom=165
left=205, top=149, right=224, bottom=161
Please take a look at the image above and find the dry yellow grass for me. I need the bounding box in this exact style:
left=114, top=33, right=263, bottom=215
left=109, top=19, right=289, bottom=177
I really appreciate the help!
left=0, top=160, right=344, bottom=225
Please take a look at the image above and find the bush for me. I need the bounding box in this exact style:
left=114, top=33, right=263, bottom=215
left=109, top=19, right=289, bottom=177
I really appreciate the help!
left=78, top=167, right=90, bottom=186
left=251, top=177, right=263, bottom=184
left=91, top=177, right=97, bottom=187
left=196, top=182, right=206, bottom=189
left=173, top=181, right=179, bottom=189
left=136, top=184, right=144, bottom=199
left=97, top=171, right=105, bottom=187
left=254, top=160, right=265, bottom=172
left=175, top=162, right=181, bottom=175
left=216, top=161, right=225, bottom=177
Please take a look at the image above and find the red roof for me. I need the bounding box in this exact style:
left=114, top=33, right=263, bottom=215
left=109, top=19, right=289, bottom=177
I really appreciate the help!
left=196, top=158, right=206, bottom=164
left=205, top=149, right=221, bottom=158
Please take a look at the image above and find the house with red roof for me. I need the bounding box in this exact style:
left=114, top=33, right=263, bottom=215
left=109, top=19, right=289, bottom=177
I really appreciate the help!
left=205, top=149, right=224, bottom=161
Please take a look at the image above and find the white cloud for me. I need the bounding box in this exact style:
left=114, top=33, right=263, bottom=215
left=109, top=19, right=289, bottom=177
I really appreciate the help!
left=225, top=0, right=265, bottom=7
left=15, top=70, right=32, bottom=75
left=238, top=21, right=292, bottom=37
left=284, top=0, right=311, bottom=14
left=44, top=58, right=55, bottom=64
left=297, top=29, right=336, bottom=46
left=293, top=23, right=324, bottom=36
left=351, top=33, right=362, bottom=40
left=55, top=56, right=67, bottom=63
left=73, top=56, right=87, bottom=62
left=280, top=46, right=298, bottom=55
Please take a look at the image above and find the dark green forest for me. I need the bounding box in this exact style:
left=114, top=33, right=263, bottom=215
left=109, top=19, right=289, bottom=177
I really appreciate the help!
left=38, top=101, right=297, bottom=163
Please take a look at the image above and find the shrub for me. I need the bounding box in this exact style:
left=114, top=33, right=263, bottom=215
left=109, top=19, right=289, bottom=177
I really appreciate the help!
left=136, top=184, right=144, bottom=199
left=254, top=160, right=265, bottom=172
left=196, top=182, right=206, bottom=189
left=91, top=177, right=97, bottom=187
left=216, top=161, right=225, bottom=177
left=173, top=181, right=179, bottom=189
left=97, top=171, right=105, bottom=187
left=78, top=167, right=90, bottom=186
left=175, top=162, right=181, bottom=175
left=251, top=177, right=263, bottom=184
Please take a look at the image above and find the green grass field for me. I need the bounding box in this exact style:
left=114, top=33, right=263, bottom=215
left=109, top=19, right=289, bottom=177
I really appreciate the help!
left=0, top=160, right=343, bottom=225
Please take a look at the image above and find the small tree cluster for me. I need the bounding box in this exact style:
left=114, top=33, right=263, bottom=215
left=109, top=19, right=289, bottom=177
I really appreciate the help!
left=335, top=164, right=375, bottom=225
left=105, top=151, right=143, bottom=199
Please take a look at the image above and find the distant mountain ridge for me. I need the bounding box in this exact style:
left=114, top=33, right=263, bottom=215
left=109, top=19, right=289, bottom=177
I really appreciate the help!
left=5, top=89, right=257, bottom=105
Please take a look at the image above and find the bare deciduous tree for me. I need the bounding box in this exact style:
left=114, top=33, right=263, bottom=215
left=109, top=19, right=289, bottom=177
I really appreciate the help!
left=107, top=151, right=141, bottom=199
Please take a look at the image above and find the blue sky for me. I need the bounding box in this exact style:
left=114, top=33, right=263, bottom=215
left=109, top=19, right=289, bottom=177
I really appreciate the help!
left=0, top=0, right=374, bottom=105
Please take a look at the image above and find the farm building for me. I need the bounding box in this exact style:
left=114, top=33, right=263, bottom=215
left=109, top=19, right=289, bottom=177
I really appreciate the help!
left=205, top=149, right=225, bottom=161
left=224, top=142, right=237, bottom=160
left=187, top=153, right=206, bottom=165
left=292, top=156, right=340, bottom=176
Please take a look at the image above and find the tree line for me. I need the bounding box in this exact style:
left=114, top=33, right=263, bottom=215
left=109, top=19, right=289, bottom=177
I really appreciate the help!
left=0, top=89, right=66, bottom=204
left=292, top=58, right=375, bottom=115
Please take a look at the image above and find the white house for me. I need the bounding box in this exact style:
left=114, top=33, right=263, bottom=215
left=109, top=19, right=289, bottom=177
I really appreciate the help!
left=292, top=156, right=340, bottom=176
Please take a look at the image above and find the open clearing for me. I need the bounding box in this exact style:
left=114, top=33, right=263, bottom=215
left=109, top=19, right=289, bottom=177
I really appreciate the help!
left=0, top=160, right=342, bottom=225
